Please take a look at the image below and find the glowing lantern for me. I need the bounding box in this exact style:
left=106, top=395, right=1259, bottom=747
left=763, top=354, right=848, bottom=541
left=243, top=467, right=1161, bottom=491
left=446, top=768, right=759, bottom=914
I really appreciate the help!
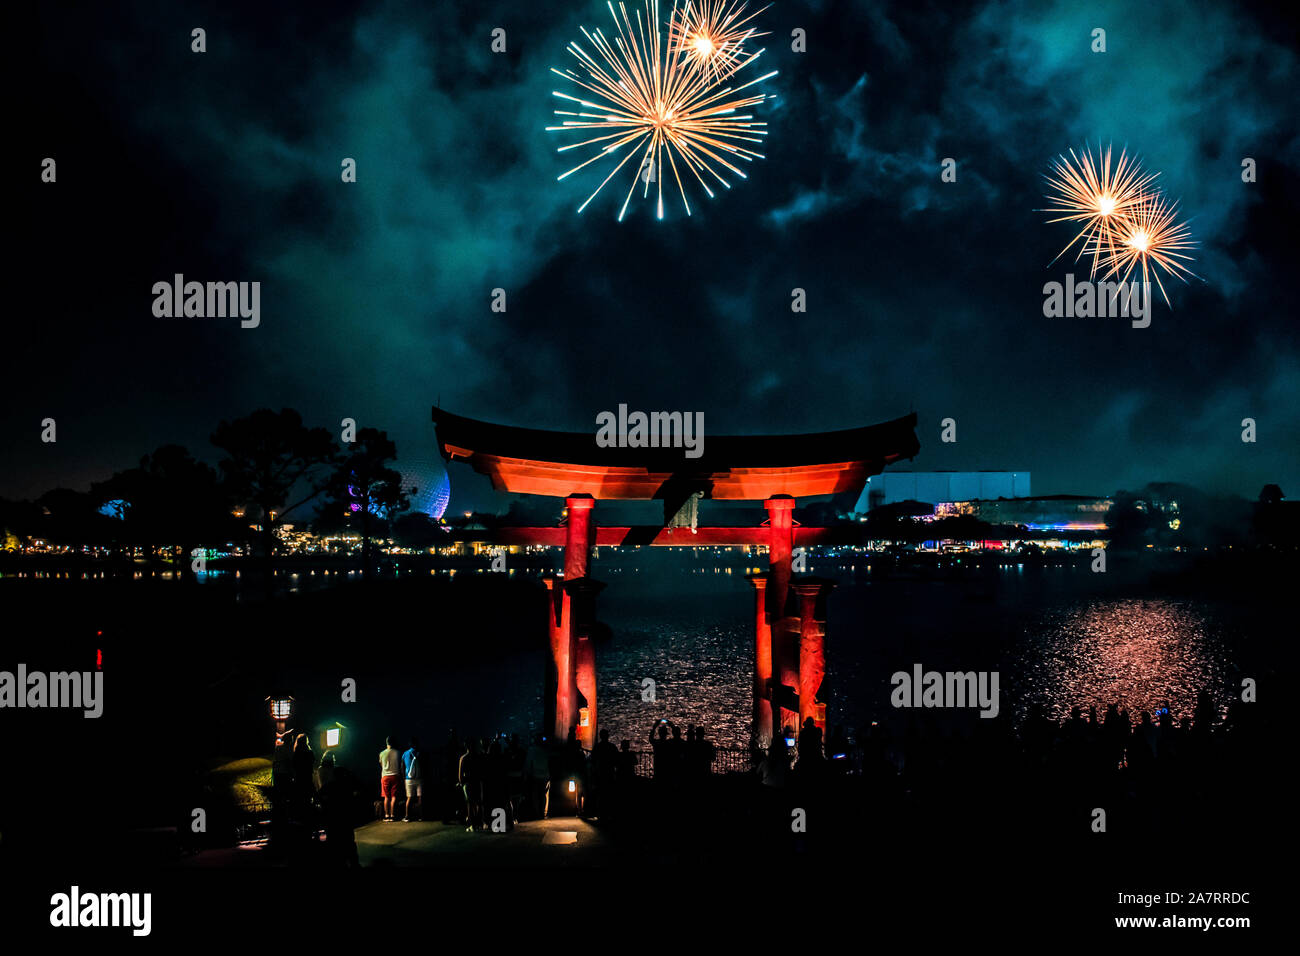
left=267, top=695, right=295, bottom=740
left=578, top=707, right=590, bottom=728
left=326, top=727, right=341, bottom=748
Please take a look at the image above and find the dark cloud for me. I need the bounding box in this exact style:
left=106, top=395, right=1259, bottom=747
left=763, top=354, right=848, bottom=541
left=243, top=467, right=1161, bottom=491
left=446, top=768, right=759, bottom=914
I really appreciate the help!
left=10, top=0, right=1298, bottom=510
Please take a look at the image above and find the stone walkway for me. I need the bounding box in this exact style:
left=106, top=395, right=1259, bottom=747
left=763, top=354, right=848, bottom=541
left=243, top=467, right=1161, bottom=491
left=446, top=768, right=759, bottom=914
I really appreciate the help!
left=355, top=817, right=610, bottom=867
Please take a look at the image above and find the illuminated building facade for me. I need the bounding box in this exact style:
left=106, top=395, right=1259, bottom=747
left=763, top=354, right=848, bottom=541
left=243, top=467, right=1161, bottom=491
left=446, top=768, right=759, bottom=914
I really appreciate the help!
left=855, top=471, right=1032, bottom=513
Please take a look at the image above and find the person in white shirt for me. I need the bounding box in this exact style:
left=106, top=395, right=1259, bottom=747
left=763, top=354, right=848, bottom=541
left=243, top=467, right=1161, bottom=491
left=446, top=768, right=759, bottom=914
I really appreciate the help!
left=379, top=736, right=402, bottom=822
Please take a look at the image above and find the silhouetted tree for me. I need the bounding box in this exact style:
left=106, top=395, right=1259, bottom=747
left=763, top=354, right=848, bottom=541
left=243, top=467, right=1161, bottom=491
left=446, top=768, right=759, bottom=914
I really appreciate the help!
left=1105, top=491, right=1151, bottom=551
left=32, top=488, right=115, bottom=545
left=501, top=498, right=561, bottom=526
left=211, top=409, right=340, bottom=582
left=1253, top=484, right=1296, bottom=546
left=320, top=428, right=411, bottom=577
left=93, top=445, right=235, bottom=567
left=796, top=500, right=847, bottom=527
left=392, top=512, right=443, bottom=550
left=864, top=499, right=933, bottom=544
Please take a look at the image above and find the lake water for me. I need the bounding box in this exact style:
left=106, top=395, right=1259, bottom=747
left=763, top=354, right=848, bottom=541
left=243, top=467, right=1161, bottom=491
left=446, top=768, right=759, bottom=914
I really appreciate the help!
left=592, top=568, right=1254, bottom=750
left=0, top=564, right=1260, bottom=754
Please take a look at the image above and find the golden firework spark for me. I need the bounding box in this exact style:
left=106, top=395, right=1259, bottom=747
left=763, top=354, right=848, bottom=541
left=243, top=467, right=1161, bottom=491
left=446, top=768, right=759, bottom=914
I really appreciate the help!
left=1039, top=143, right=1161, bottom=278
left=547, top=0, right=777, bottom=220
left=1100, top=191, right=1199, bottom=306
left=668, top=0, right=771, bottom=82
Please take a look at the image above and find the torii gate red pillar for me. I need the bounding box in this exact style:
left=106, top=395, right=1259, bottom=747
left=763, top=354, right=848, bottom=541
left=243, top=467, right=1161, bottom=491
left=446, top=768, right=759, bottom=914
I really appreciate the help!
left=764, top=495, right=794, bottom=623
left=794, top=579, right=835, bottom=734
left=748, top=574, right=773, bottom=749
left=764, top=495, right=799, bottom=739
left=564, top=494, right=595, bottom=580
left=550, top=494, right=598, bottom=747
left=542, top=577, right=575, bottom=741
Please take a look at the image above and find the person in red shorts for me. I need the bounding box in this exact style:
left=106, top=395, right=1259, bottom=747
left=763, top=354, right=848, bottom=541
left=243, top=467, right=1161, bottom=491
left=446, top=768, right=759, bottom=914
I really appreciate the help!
left=379, top=736, right=402, bottom=822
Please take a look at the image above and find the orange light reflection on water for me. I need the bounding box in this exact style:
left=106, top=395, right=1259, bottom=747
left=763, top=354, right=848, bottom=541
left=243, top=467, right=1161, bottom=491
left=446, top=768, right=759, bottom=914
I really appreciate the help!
left=1026, top=599, right=1228, bottom=722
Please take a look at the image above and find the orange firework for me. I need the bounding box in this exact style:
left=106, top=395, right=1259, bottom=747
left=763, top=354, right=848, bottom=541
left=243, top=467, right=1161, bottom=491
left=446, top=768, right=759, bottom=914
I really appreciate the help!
left=548, top=0, right=777, bottom=220
left=1100, top=191, right=1199, bottom=306
left=669, top=0, right=771, bottom=82
left=1039, top=143, right=1161, bottom=277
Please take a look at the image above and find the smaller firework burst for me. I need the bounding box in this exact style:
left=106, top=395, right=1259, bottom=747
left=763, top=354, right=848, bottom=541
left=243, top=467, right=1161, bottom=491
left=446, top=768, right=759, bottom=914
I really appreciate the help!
left=669, top=0, right=771, bottom=82
left=1100, top=191, right=1199, bottom=306
left=1039, top=143, right=1161, bottom=278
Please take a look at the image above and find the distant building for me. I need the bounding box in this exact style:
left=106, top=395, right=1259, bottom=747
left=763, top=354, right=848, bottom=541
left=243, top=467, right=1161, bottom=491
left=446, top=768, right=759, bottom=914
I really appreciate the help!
left=967, top=495, right=1111, bottom=532
left=854, top=471, right=1031, bottom=514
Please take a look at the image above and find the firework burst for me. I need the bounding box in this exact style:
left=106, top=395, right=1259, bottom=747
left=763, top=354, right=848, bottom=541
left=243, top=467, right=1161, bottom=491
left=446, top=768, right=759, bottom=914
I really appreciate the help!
left=669, top=0, right=771, bottom=82
left=547, top=0, right=777, bottom=220
left=1101, top=191, right=1199, bottom=306
left=1039, top=143, right=1161, bottom=278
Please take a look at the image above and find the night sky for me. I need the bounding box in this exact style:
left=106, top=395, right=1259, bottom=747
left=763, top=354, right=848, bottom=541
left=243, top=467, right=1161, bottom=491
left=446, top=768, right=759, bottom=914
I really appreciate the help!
left=12, top=0, right=1299, bottom=512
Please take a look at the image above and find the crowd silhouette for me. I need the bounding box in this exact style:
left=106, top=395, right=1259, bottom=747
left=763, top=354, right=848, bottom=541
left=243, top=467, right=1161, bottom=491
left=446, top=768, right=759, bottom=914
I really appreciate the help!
left=257, top=688, right=1260, bottom=866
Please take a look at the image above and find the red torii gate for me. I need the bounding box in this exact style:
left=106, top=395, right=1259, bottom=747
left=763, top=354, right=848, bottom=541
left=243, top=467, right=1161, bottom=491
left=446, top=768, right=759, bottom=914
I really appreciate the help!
left=433, top=407, right=920, bottom=750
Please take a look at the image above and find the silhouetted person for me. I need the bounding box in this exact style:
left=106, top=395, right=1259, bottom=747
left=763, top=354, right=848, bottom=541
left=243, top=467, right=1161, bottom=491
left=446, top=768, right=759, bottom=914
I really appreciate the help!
left=1102, top=703, right=1128, bottom=766
left=315, top=752, right=358, bottom=867
left=759, top=736, right=789, bottom=789
left=1138, top=711, right=1158, bottom=758
left=592, top=728, right=619, bottom=817
left=562, top=727, right=585, bottom=814
left=459, top=739, right=483, bottom=831
left=506, top=733, right=526, bottom=820
left=612, top=739, right=637, bottom=818
left=649, top=722, right=671, bottom=782
left=292, top=733, right=315, bottom=815
left=798, top=717, right=823, bottom=764
left=1193, top=692, right=1217, bottom=739
left=616, top=740, right=636, bottom=783
left=665, top=723, right=686, bottom=787
left=484, top=739, right=511, bottom=830
left=1065, top=706, right=1087, bottom=741
left=270, top=732, right=293, bottom=843
left=692, top=726, right=716, bottom=778
left=442, top=730, right=462, bottom=823
left=315, top=749, right=335, bottom=790
left=523, top=733, right=550, bottom=820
